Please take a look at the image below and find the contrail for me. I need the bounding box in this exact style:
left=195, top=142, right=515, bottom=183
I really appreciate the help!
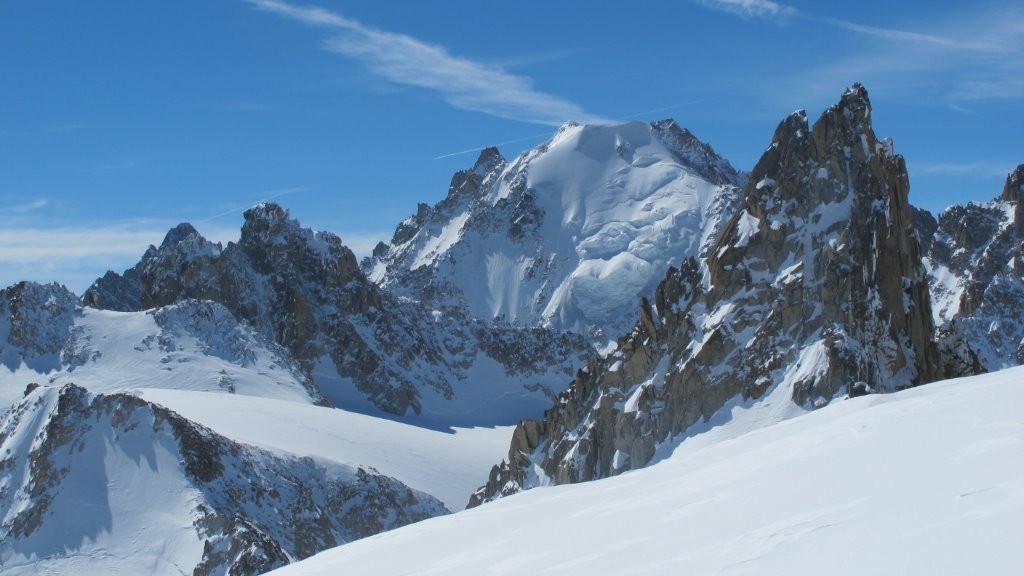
left=432, top=132, right=553, bottom=160
left=198, top=186, right=309, bottom=223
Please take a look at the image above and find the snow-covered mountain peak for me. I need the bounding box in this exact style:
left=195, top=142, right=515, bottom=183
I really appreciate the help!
left=79, top=206, right=589, bottom=424
left=471, top=146, right=504, bottom=176
left=921, top=163, right=1024, bottom=370
left=368, top=119, right=745, bottom=340
left=238, top=202, right=349, bottom=265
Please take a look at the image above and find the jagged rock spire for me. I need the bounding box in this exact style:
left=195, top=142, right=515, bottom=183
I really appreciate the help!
left=1004, top=164, right=1024, bottom=237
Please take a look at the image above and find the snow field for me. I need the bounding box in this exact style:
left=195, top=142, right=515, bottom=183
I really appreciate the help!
left=140, top=389, right=514, bottom=511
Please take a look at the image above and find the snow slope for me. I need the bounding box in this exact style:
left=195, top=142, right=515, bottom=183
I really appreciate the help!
left=1, top=300, right=320, bottom=411
left=140, top=389, right=513, bottom=510
left=268, top=366, right=1024, bottom=576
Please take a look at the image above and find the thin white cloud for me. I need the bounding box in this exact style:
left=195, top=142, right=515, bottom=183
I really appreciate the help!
left=913, top=161, right=1015, bottom=179
left=197, top=186, right=310, bottom=223
left=694, top=0, right=796, bottom=21
left=244, top=0, right=611, bottom=126
left=10, top=199, right=47, bottom=214
left=823, top=19, right=950, bottom=48
left=698, top=1, right=1023, bottom=108
left=695, top=0, right=990, bottom=53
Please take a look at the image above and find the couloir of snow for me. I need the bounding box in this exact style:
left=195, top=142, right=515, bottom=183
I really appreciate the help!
left=139, top=389, right=513, bottom=511
left=267, top=366, right=1024, bottom=576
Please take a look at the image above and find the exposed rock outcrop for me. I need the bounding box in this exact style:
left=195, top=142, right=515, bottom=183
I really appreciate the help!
left=0, top=282, right=80, bottom=374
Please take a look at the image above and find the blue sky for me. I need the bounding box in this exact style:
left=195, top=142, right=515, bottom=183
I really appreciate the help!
left=2, top=0, right=1021, bottom=293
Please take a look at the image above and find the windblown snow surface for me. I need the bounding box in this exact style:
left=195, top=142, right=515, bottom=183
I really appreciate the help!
left=269, top=366, right=1024, bottom=576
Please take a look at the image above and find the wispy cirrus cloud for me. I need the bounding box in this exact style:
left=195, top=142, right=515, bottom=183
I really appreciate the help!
left=694, top=0, right=796, bottom=22
left=244, top=0, right=611, bottom=126
left=695, top=0, right=993, bottom=52
left=696, top=0, right=1024, bottom=106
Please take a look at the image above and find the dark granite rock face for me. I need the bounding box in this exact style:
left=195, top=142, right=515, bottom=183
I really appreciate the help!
left=651, top=119, right=747, bottom=187
left=1003, top=164, right=1024, bottom=236
left=0, top=282, right=80, bottom=374
left=471, top=84, right=946, bottom=506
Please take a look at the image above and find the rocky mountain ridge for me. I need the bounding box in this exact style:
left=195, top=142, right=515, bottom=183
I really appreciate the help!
left=921, top=163, right=1024, bottom=370
left=81, top=203, right=590, bottom=426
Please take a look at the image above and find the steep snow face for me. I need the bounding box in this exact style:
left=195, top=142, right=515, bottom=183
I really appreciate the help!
left=369, top=120, right=744, bottom=341
left=0, top=385, right=447, bottom=576
left=268, top=366, right=1024, bottom=576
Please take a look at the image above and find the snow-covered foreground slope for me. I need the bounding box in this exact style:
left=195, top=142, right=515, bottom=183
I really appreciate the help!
left=269, top=366, right=1024, bottom=576
left=140, top=389, right=513, bottom=510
